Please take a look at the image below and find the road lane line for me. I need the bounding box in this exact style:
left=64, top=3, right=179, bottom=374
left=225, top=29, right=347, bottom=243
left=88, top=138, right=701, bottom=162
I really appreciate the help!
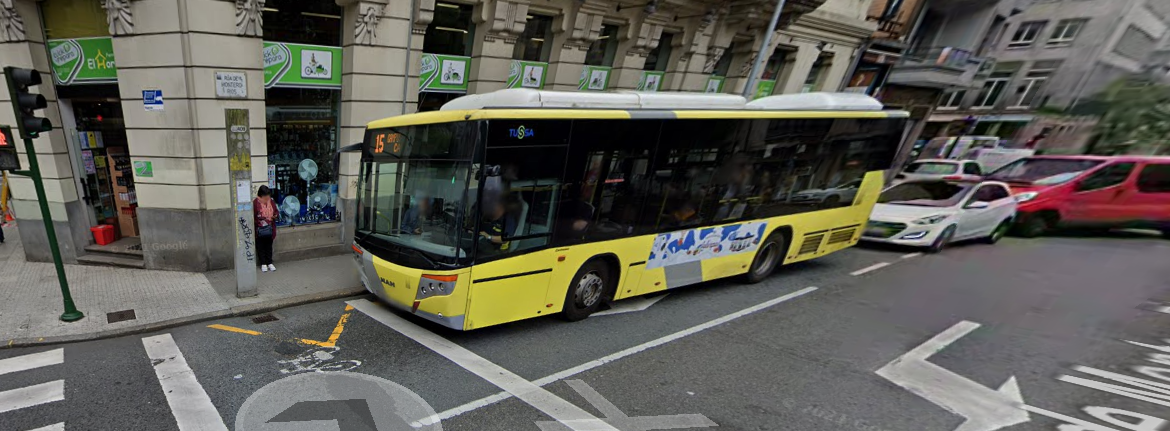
left=348, top=299, right=619, bottom=431
left=300, top=304, right=354, bottom=348
left=26, top=422, right=65, bottom=431
left=850, top=262, right=891, bottom=276
left=0, top=381, right=63, bottom=414
left=407, top=285, right=820, bottom=425
left=206, top=324, right=262, bottom=336
left=142, top=334, right=228, bottom=431
left=0, top=348, right=63, bottom=376
left=901, top=252, right=923, bottom=259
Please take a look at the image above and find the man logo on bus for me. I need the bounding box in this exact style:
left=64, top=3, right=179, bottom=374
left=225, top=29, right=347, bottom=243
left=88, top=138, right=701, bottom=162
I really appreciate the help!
left=509, top=125, right=534, bottom=139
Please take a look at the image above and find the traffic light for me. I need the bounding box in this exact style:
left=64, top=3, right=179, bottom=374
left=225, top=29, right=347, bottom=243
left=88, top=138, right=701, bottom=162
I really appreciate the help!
left=4, top=67, right=53, bottom=139
left=0, top=126, right=17, bottom=171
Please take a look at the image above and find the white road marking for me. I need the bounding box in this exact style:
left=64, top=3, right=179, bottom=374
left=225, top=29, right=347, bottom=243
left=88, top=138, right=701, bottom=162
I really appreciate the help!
left=1152, top=305, right=1170, bottom=315
left=593, top=294, right=668, bottom=316
left=901, top=252, right=923, bottom=259
left=404, top=286, right=819, bottom=425
left=876, top=321, right=1030, bottom=431
left=0, top=381, right=64, bottom=414
left=0, top=348, right=63, bottom=376
left=850, top=262, right=891, bottom=276
left=348, top=299, right=619, bottom=431
left=142, top=334, right=228, bottom=431
left=536, top=380, right=717, bottom=430
left=26, top=423, right=66, bottom=431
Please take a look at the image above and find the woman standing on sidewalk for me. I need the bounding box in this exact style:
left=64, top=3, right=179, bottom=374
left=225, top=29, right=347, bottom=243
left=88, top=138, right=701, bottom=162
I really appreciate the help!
left=254, top=185, right=277, bottom=272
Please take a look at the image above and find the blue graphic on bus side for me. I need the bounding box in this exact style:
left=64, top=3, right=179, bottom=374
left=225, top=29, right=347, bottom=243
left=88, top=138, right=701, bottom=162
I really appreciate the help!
left=647, top=221, right=768, bottom=270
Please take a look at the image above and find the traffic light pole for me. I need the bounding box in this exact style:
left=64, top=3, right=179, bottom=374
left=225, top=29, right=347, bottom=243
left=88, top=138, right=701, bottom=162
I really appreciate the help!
left=4, top=68, right=84, bottom=322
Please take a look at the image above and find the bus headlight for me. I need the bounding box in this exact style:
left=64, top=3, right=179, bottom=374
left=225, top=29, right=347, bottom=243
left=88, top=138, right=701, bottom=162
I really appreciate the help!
left=416, top=274, right=457, bottom=300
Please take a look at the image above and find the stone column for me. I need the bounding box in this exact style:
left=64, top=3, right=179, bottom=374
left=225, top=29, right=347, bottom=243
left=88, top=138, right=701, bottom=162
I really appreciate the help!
left=114, top=0, right=267, bottom=271
left=468, top=0, right=527, bottom=94
left=335, top=0, right=430, bottom=244
left=546, top=2, right=604, bottom=91
left=670, top=15, right=721, bottom=92
left=778, top=41, right=820, bottom=94
left=0, top=0, right=90, bottom=263
left=819, top=44, right=856, bottom=92
left=610, top=15, right=661, bottom=91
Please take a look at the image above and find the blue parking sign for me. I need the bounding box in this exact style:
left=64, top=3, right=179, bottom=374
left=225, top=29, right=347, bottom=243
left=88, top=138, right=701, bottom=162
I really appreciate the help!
left=143, top=89, right=164, bottom=111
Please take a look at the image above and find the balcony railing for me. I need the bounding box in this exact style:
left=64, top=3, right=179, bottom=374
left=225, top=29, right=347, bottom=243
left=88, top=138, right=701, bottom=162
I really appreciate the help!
left=866, top=14, right=906, bottom=39
left=901, top=46, right=986, bottom=70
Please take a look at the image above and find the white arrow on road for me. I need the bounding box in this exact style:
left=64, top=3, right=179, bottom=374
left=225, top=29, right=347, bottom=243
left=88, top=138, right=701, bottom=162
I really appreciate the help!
left=876, top=321, right=1030, bottom=431
left=593, top=294, right=668, bottom=317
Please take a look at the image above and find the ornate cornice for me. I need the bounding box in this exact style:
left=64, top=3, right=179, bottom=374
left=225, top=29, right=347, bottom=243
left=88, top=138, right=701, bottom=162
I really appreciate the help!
left=354, top=2, right=384, bottom=45
left=236, top=0, right=263, bottom=37
left=101, top=0, right=133, bottom=36
left=0, top=0, right=24, bottom=43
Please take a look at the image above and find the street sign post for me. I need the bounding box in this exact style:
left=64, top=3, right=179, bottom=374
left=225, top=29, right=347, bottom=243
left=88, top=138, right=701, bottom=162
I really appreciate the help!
left=4, top=66, right=84, bottom=322
left=226, top=108, right=257, bottom=297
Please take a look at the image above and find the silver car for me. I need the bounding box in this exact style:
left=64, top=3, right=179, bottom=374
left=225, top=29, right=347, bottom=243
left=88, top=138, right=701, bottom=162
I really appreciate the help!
left=893, top=159, right=984, bottom=184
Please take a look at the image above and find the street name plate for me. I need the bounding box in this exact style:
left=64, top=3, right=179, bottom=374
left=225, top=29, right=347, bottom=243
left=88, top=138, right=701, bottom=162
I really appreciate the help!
left=215, top=71, right=248, bottom=99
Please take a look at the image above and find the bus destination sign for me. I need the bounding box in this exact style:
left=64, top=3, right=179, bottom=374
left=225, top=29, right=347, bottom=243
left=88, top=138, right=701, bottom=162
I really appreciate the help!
left=372, top=131, right=406, bottom=156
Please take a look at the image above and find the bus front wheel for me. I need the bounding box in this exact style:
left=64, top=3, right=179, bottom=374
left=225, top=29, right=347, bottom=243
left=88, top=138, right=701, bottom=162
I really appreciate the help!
left=561, top=260, right=610, bottom=321
left=743, top=232, right=785, bottom=284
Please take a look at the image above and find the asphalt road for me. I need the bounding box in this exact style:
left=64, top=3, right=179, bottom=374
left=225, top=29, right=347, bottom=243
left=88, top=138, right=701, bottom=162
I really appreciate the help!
left=3, top=232, right=1170, bottom=431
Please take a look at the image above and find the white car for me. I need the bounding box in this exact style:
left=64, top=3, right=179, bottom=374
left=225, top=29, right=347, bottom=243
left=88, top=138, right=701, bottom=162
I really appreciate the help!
left=892, top=159, right=984, bottom=184
left=789, top=179, right=862, bottom=206
left=861, top=179, right=1017, bottom=253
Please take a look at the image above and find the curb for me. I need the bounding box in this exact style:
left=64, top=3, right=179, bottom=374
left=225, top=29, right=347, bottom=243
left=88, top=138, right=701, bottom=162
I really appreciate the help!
left=2, top=287, right=371, bottom=348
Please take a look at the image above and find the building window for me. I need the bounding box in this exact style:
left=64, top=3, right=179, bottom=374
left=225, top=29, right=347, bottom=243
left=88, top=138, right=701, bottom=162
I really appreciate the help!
left=262, top=0, right=342, bottom=46
left=974, top=72, right=1014, bottom=108
left=643, top=32, right=674, bottom=71
left=802, top=53, right=832, bottom=92
left=513, top=14, right=553, bottom=62
left=938, top=90, right=966, bottom=109
left=424, top=2, right=475, bottom=56
left=41, top=0, right=108, bottom=39
left=711, top=43, right=735, bottom=77
left=1114, top=25, right=1157, bottom=61
left=585, top=25, right=619, bottom=66
left=1011, top=62, right=1059, bottom=109
left=1008, top=21, right=1047, bottom=48
left=760, top=49, right=791, bottom=80
left=1047, top=19, right=1087, bottom=47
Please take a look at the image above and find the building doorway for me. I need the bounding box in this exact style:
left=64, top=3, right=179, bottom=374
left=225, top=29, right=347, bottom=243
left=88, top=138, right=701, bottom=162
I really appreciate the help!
left=59, top=84, right=138, bottom=239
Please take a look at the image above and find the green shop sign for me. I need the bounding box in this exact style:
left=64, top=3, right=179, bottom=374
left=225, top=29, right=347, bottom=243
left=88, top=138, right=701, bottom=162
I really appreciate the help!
left=578, top=66, right=612, bottom=91
left=263, top=42, right=342, bottom=89
left=705, top=76, right=725, bottom=93
left=636, top=71, right=665, bottom=92
left=754, top=80, right=777, bottom=100
left=420, top=53, right=470, bottom=93
left=507, top=60, right=547, bottom=89
left=47, top=37, right=118, bottom=85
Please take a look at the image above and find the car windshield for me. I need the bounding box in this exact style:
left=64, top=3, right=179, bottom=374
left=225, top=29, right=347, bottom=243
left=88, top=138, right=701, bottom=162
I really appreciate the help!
left=905, top=162, right=959, bottom=175
left=987, top=158, right=1103, bottom=185
left=878, top=181, right=973, bottom=207
left=355, top=123, right=477, bottom=268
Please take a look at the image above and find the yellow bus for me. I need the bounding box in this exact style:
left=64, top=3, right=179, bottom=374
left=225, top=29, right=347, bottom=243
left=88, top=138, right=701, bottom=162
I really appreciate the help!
left=352, top=90, right=908, bottom=330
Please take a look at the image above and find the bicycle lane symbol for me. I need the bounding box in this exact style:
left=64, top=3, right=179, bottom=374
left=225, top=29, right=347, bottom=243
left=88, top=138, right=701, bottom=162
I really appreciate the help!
left=277, top=345, right=362, bottom=374
left=236, top=371, right=444, bottom=431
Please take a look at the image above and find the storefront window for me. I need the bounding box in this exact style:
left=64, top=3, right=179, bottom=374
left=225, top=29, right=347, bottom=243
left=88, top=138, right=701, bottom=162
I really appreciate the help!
left=585, top=25, right=619, bottom=66
left=643, top=32, right=674, bottom=71
left=514, top=14, right=553, bottom=62
left=262, top=0, right=342, bottom=46
left=711, top=42, right=735, bottom=77
left=803, top=54, right=832, bottom=92
left=761, top=50, right=790, bottom=80
left=424, top=2, right=475, bottom=56
left=263, top=0, right=344, bottom=227
left=41, top=0, right=107, bottom=39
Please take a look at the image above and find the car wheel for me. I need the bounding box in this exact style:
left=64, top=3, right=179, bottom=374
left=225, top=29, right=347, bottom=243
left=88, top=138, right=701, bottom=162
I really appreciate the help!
left=1015, top=215, right=1050, bottom=238
left=742, top=231, right=785, bottom=284
left=984, top=221, right=1010, bottom=244
left=927, top=225, right=956, bottom=254
left=560, top=260, right=610, bottom=322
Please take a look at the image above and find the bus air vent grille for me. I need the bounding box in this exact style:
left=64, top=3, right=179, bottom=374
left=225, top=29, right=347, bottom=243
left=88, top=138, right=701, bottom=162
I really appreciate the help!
left=828, top=228, right=856, bottom=245
left=798, top=234, right=824, bottom=255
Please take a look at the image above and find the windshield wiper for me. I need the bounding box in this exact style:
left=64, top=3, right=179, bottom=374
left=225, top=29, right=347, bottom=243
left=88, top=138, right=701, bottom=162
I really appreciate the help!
left=404, top=247, right=456, bottom=270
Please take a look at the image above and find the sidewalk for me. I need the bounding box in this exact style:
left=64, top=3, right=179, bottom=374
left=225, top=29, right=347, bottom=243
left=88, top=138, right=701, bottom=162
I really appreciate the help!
left=0, top=225, right=364, bottom=346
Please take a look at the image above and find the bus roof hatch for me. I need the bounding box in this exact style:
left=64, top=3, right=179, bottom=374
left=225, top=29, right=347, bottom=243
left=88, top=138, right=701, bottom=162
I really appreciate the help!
left=439, top=88, right=889, bottom=112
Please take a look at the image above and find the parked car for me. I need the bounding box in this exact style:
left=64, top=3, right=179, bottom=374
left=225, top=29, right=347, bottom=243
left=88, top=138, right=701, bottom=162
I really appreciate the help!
left=862, top=179, right=1017, bottom=253
left=892, top=159, right=983, bottom=184
left=985, top=155, right=1170, bottom=238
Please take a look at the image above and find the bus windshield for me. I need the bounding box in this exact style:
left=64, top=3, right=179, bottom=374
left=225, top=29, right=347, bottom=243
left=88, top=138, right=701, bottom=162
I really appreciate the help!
left=356, top=123, right=477, bottom=268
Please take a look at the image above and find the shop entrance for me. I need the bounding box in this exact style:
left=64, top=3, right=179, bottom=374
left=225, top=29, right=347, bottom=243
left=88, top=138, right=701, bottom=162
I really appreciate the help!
left=59, top=85, right=139, bottom=242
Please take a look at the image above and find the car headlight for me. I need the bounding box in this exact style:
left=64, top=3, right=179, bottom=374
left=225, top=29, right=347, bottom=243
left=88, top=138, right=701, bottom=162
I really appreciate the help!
left=912, top=214, right=949, bottom=225
left=1014, top=191, right=1039, bottom=202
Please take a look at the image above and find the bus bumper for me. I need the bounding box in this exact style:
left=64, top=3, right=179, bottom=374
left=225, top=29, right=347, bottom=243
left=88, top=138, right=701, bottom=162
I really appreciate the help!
left=353, top=244, right=469, bottom=330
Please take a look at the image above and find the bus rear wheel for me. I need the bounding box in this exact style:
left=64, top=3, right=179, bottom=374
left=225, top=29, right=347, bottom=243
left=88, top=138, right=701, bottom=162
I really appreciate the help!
left=561, top=260, right=609, bottom=321
left=742, top=232, right=785, bottom=284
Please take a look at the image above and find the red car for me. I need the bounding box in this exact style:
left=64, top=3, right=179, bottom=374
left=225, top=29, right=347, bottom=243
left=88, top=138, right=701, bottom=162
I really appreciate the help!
left=984, top=155, right=1170, bottom=238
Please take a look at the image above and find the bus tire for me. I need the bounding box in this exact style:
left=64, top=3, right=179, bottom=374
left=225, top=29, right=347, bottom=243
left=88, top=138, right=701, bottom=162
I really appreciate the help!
left=561, top=260, right=609, bottom=322
left=742, top=232, right=785, bottom=284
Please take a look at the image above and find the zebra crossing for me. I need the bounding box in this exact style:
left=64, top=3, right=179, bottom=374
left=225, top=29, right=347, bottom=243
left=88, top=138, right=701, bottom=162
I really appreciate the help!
left=0, top=348, right=66, bottom=431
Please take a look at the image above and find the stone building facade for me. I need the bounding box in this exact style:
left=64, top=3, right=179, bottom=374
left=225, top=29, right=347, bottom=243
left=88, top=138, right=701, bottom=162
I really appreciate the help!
left=0, top=0, right=882, bottom=271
